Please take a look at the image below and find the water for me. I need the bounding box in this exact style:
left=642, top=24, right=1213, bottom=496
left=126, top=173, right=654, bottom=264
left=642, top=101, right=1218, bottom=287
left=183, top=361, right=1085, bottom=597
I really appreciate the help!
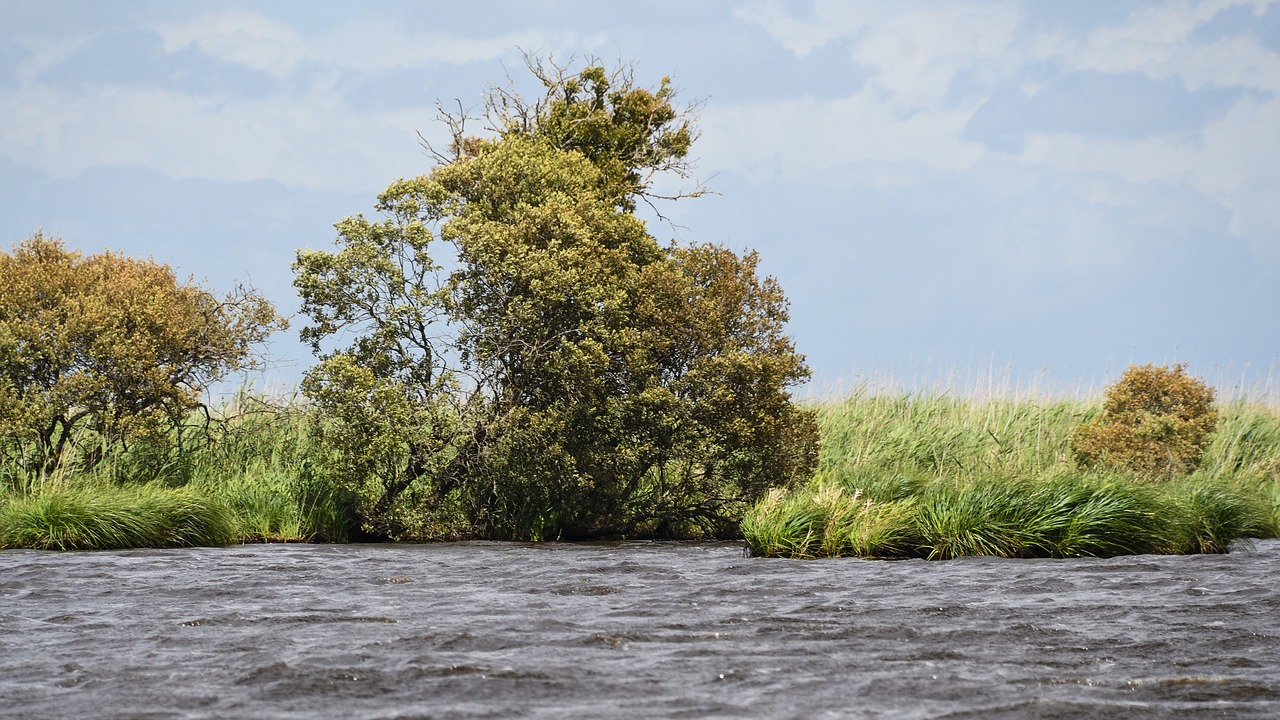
left=2, top=540, right=1279, bottom=719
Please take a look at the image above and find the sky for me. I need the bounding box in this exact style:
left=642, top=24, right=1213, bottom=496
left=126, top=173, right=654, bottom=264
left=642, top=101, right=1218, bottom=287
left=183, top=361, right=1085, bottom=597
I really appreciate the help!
left=2, top=0, right=1278, bottom=399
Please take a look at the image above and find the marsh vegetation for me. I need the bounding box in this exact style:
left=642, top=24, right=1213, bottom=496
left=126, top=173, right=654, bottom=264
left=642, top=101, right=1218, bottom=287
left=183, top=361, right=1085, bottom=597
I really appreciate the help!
left=0, top=397, right=350, bottom=549
left=741, top=389, right=1280, bottom=559
left=2, top=58, right=1276, bottom=558
left=3, top=384, right=1278, bottom=555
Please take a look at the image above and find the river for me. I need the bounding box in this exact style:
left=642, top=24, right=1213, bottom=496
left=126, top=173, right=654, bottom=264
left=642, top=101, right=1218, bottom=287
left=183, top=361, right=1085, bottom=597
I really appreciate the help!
left=2, top=540, right=1278, bottom=719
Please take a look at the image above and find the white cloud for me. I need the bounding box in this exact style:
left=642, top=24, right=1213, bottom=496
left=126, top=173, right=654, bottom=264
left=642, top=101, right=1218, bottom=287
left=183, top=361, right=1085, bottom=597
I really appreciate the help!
left=715, top=1, right=1019, bottom=181
left=1062, top=0, right=1280, bottom=92
left=699, top=95, right=985, bottom=184
left=1016, top=92, right=1280, bottom=203
left=4, top=0, right=1279, bottom=213
left=845, top=4, right=1020, bottom=106
left=732, top=0, right=847, bottom=56
left=737, top=0, right=1021, bottom=104
left=0, top=10, right=591, bottom=193
left=723, top=0, right=1280, bottom=215
left=0, top=80, right=434, bottom=194
left=157, top=11, right=305, bottom=78
left=9, top=30, right=96, bottom=87
left=155, top=10, right=571, bottom=76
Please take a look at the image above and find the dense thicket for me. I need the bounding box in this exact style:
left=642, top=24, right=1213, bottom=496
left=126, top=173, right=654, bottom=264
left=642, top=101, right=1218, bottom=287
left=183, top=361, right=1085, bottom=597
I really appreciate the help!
left=295, top=58, right=817, bottom=540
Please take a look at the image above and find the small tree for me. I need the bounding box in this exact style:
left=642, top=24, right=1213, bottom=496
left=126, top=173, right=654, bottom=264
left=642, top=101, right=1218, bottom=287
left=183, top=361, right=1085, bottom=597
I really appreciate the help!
left=0, top=233, right=285, bottom=476
left=295, top=57, right=817, bottom=540
left=1070, top=363, right=1218, bottom=477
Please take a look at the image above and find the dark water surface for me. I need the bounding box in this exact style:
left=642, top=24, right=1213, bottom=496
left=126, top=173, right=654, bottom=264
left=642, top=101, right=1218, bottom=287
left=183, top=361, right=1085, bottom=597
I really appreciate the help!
left=2, top=540, right=1279, bottom=719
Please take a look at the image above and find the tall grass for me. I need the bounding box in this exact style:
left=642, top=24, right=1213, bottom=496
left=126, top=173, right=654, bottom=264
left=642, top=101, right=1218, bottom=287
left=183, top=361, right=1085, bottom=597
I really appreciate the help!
left=815, top=391, right=1091, bottom=482
left=0, top=486, right=237, bottom=550
left=744, top=391, right=1280, bottom=559
left=173, top=397, right=352, bottom=542
left=7, top=387, right=1278, bottom=554
left=0, top=391, right=353, bottom=549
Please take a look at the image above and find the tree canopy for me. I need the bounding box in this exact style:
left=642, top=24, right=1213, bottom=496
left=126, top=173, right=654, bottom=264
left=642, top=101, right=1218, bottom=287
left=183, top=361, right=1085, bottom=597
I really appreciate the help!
left=295, top=58, right=817, bottom=540
left=0, top=233, right=284, bottom=475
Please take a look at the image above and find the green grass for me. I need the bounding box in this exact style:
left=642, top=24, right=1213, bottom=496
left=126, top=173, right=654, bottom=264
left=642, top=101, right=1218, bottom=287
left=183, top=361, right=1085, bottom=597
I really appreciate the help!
left=743, top=474, right=1277, bottom=561
left=1, top=392, right=353, bottom=548
left=743, top=391, right=1280, bottom=559
left=5, top=387, right=1278, bottom=555
left=0, top=485, right=238, bottom=550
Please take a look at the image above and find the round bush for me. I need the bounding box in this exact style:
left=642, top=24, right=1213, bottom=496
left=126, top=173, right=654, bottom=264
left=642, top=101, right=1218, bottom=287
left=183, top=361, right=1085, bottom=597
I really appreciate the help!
left=1070, top=364, right=1218, bottom=477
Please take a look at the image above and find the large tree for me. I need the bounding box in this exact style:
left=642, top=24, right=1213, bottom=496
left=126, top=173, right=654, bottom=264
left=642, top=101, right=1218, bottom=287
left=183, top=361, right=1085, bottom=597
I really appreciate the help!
left=295, top=58, right=817, bottom=540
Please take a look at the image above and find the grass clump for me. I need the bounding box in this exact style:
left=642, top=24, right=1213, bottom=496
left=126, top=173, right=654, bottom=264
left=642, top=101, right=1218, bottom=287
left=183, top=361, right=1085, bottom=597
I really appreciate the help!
left=0, top=486, right=237, bottom=550
left=741, top=485, right=918, bottom=559
left=1023, top=477, right=1170, bottom=557
left=1165, top=480, right=1275, bottom=554
left=742, top=475, right=1271, bottom=560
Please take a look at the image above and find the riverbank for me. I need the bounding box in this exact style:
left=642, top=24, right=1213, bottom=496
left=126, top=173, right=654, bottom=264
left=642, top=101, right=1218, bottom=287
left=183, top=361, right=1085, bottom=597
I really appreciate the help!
left=742, top=392, right=1280, bottom=558
left=4, top=391, right=1279, bottom=555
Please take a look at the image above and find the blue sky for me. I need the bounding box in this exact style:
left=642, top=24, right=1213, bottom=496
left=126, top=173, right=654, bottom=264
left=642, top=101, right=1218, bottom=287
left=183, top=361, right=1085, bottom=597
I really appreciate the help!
left=2, top=1, right=1278, bottom=397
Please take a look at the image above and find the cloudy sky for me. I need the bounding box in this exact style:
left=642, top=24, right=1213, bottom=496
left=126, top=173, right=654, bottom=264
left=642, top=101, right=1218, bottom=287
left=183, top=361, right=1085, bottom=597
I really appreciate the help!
left=3, top=1, right=1278, bottom=397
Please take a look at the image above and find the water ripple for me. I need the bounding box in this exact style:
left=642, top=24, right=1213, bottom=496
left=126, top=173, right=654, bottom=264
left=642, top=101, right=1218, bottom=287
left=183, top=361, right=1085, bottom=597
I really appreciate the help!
left=2, top=540, right=1279, bottom=719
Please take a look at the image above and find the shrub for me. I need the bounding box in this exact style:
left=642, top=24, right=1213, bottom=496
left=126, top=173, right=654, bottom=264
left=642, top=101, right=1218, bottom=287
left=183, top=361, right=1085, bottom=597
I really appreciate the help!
left=1070, top=363, right=1218, bottom=477
left=0, top=234, right=284, bottom=477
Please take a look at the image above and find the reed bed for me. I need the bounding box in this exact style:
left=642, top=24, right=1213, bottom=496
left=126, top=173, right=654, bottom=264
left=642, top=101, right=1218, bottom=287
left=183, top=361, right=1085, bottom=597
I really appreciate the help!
left=0, top=393, right=352, bottom=548
left=5, top=388, right=1278, bottom=555
left=743, top=392, right=1280, bottom=559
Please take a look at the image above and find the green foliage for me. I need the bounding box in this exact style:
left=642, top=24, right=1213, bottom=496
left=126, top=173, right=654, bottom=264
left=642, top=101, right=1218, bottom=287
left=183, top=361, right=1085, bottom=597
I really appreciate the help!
left=0, top=234, right=285, bottom=476
left=742, top=390, right=1280, bottom=559
left=1070, top=364, right=1218, bottom=477
left=295, top=59, right=816, bottom=540
left=741, top=474, right=1270, bottom=560
left=493, top=57, right=698, bottom=208
left=0, top=486, right=237, bottom=550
